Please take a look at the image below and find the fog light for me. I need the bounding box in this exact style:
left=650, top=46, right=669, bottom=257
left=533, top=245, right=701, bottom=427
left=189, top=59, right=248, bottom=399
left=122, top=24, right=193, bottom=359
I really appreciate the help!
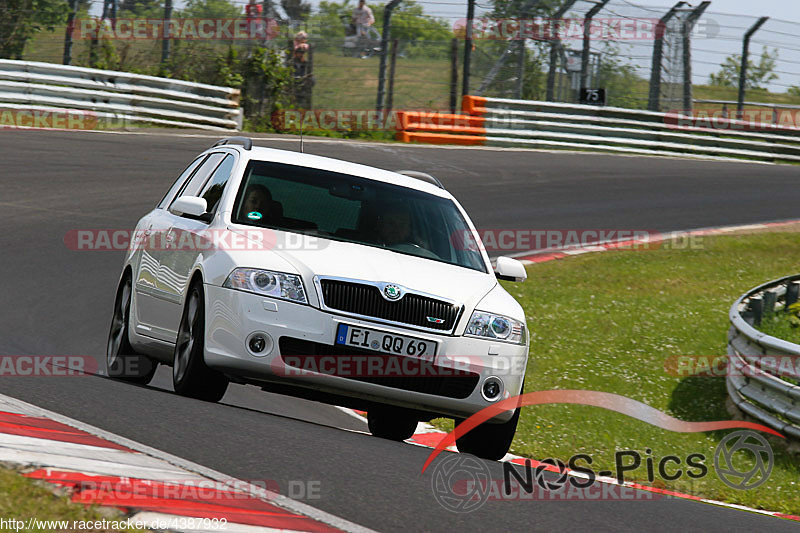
left=246, top=332, right=272, bottom=356
left=482, top=377, right=503, bottom=401
left=249, top=335, right=266, bottom=353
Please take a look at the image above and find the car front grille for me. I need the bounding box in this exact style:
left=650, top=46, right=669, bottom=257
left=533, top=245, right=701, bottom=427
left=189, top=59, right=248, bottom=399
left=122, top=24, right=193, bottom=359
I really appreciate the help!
left=278, top=337, right=479, bottom=399
left=318, top=279, right=461, bottom=331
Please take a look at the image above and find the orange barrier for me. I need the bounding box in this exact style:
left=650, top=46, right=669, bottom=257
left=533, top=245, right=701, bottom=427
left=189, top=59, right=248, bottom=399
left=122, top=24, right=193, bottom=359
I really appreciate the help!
left=461, top=95, right=488, bottom=116
left=396, top=111, right=484, bottom=129
left=398, top=131, right=486, bottom=146
left=395, top=101, right=488, bottom=146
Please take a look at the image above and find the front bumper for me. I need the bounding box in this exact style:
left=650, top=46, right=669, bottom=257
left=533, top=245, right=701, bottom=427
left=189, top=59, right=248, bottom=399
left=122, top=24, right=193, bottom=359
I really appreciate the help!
left=204, top=285, right=529, bottom=422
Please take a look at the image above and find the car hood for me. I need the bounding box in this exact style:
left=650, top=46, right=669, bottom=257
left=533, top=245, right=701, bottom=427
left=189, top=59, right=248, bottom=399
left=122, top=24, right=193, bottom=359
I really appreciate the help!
left=271, top=236, right=497, bottom=309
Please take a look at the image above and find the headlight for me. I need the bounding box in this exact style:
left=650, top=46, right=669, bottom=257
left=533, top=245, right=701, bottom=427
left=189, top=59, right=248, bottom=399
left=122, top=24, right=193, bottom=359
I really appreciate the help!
left=223, top=268, right=307, bottom=304
left=464, top=311, right=525, bottom=344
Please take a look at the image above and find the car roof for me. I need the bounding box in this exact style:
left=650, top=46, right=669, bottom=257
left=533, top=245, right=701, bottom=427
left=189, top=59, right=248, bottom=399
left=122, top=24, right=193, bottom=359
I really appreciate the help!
left=214, top=145, right=452, bottom=199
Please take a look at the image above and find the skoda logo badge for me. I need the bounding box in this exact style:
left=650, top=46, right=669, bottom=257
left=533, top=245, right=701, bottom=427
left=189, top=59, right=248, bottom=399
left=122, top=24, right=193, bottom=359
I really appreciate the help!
left=383, top=284, right=403, bottom=301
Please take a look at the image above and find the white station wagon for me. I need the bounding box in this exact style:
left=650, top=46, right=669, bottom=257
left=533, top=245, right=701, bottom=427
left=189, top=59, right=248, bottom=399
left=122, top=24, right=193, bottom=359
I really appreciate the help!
left=107, top=137, right=529, bottom=459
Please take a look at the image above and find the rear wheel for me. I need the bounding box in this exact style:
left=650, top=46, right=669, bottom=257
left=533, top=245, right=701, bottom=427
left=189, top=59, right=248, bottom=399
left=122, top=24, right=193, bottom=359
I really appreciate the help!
left=106, top=273, right=157, bottom=384
left=455, top=406, right=520, bottom=461
left=368, top=406, right=418, bottom=441
left=172, top=282, right=229, bottom=402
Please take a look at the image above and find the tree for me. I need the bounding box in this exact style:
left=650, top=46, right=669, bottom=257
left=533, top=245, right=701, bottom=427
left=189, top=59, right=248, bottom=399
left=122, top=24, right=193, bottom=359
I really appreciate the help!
left=374, top=1, right=452, bottom=43
left=310, top=0, right=351, bottom=40
left=0, top=0, right=67, bottom=59
left=709, top=47, right=779, bottom=90
left=488, top=0, right=561, bottom=18
left=282, top=0, right=310, bottom=21
left=180, top=0, right=241, bottom=19
left=118, top=0, right=162, bottom=16
left=308, top=0, right=452, bottom=56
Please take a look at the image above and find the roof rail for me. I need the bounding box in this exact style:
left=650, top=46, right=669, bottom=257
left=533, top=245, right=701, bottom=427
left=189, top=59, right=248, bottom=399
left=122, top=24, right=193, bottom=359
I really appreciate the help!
left=395, top=170, right=445, bottom=189
left=212, top=136, right=253, bottom=150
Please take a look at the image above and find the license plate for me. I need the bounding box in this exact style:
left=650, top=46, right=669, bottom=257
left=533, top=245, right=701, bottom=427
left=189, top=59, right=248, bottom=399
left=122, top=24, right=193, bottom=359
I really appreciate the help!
left=335, top=324, right=437, bottom=359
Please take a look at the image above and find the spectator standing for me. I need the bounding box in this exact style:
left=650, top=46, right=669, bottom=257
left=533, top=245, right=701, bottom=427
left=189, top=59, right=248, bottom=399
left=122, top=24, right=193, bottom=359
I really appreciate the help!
left=245, top=0, right=265, bottom=44
left=352, top=0, right=376, bottom=39
left=292, top=31, right=313, bottom=109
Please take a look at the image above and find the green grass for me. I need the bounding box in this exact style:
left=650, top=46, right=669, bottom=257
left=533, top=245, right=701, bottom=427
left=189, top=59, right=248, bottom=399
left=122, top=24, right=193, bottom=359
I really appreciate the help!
left=756, top=311, right=800, bottom=386
left=311, top=49, right=453, bottom=111
left=433, top=231, right=800, bottom=516
left=758, top=312, right=800, bottom=346
left=0, top=464, right=129, bottom=530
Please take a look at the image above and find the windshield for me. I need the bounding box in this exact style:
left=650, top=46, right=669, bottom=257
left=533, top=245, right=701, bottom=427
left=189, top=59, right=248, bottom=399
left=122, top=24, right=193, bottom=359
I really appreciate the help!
left=231, top=161, right=487, bottom=273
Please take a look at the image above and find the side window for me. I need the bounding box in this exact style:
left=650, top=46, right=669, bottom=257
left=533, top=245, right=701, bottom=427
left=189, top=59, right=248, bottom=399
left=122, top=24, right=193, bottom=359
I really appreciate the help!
left=170, top=152, right=225, bottom=207
left=198, top=154, right=235, bottom=214
left=157, top=155, right=206, bottom=209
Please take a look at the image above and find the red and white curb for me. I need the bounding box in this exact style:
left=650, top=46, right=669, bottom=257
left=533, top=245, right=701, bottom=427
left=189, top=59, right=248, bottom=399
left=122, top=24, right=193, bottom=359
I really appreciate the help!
left=349, top=219, right=800, bottom=522
left=0, top=394, right=374, bottom=533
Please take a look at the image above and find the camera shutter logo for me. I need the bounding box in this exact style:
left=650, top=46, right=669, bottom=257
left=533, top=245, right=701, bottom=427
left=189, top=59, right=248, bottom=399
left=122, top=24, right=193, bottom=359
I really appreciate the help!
left=430, top=454, right=492, bottom=513
left=534, top=458, right=569, bottom=491
left=714, top=430, right=773, bottom=490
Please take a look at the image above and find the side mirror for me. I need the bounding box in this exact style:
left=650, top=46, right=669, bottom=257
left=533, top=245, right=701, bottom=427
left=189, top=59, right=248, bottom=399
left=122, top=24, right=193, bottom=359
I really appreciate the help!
left=171, top=196, right=208, bottom=218
left=495, top=256, right=527, bottom=282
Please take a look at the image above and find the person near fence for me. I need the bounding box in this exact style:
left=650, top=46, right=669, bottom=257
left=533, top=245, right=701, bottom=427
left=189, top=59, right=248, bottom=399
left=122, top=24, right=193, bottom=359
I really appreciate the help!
left=292, top=31, right=313, bottom=109
left=245, top=0, right=265, bottom=43
left=352, top=0, right=378, bottom=41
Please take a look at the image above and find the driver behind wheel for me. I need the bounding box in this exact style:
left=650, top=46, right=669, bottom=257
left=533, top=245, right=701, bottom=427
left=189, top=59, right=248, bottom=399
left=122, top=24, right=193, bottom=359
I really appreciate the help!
left=376, top=203, right=412, bottom=246
left=372, top=203, right=436, bottom=258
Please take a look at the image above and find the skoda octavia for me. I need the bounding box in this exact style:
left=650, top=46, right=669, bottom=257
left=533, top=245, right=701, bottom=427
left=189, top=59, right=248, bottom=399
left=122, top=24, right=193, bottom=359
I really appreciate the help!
left=107, top=137, right=529, bottom=459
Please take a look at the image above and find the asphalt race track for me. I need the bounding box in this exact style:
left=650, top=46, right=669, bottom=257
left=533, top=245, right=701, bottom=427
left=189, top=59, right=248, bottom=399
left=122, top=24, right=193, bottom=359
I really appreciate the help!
left=1, top=129, right=799, bottom=531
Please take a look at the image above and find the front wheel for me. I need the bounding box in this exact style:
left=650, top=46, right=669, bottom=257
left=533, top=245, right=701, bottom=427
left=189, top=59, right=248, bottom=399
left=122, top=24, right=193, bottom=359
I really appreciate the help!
left=368, top=406, right=418, bottom=441
left=107, top=273, right=157, bottom=384
left=172, top=282, right=229, bottom=402
left=455, top=406, right=520, bottom=461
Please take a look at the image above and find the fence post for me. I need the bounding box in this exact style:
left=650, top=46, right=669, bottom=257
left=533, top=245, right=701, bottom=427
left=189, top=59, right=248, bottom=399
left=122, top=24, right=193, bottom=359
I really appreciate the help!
left=62, top=0, right=78, bottom=65
left=161, top=0, right=174, bottom=66
left=515, top=40, right=526, bottom=99
left=450, top=38, right=459, bottom=114
left=386, top=39, right=398, bottom=114
left=747, top=296, right=764, bottom=326
left=462, top=0, right=475, bottom=100
left=546, top=0, right=578, bottom=101
left=580, top=0, right=609, bottom=90
left=786, top=281, right=800, bottom=310
left=737, top=16, right=769, bottom=118
left=681, top=1, right=710, bottom=112
left=376, top=0, right=402, bottom=114
left=647, top=1, right=685, bottom=112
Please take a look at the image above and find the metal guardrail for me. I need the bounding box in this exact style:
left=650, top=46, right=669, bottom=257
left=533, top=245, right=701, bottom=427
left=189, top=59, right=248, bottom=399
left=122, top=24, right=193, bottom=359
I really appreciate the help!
left=727, top=274, right=800, bottom=439
left=0, top=60, right=242, bottom=131
left=398, top=96, right=800, bottom=163
left=695, top=99, right=800, bottom=112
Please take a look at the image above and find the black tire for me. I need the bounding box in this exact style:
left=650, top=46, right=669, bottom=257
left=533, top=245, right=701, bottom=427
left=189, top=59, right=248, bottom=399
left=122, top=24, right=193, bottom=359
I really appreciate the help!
left=107, top=273, right=157, bottom=384
left=368, top=406, right=418, bottom=441
left=455, top=406, right=520, bottom=461
left=172, top=282, right=229, bottom=402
